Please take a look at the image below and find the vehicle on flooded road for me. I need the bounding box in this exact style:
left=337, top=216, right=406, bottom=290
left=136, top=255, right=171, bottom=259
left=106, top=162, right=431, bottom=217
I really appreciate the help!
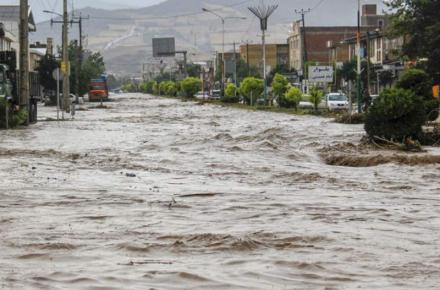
left=88, top=78, right=109, bottom=102
left=325, top=92, right=349, bottom=111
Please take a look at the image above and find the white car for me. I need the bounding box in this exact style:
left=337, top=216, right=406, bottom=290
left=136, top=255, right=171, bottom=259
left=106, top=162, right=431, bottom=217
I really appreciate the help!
left=325, top=93, right=349, bottom=111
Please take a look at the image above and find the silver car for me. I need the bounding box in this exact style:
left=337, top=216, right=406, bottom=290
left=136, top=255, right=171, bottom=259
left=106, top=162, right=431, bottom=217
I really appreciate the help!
left=325, top=93, right=349, bottom=111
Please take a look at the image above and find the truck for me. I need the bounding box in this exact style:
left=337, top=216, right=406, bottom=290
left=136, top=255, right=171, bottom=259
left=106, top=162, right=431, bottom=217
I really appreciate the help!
left=88, top=78, right=109, bottom=102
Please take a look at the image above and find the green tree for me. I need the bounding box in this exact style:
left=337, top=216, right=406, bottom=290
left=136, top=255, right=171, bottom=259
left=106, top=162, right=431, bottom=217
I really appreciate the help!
left=279, top=85, right=302, bottom=109
left=387, top=0, right=440, bottom=82
left=396, top=69, right=433, bottom=99
left=338, top=59, right=356, bottom=83
left=309, top=86, right=324, bottom=112
left=365, top=88, right=426, bottom=140
left=267, top=65, right=296, bottom=84
left=271, top=73, right=289, bottom=99
left=36, top=54, right=58, bottom=92
left=239, top=77, right=264, bottom=105
left=396, top=68, right=438, bottom=120
left=66, top=41, right=105, bottom=96
left=181, top=77, right=201, bottom=98
left=236, top=59, right=260, bottom=82
left=378, top=70, right=394, bottom=89
left=186, top=63, right=202, bottom=78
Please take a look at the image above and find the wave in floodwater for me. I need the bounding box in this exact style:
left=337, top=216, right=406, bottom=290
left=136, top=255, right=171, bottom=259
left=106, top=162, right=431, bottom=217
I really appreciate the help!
left=1, top=94, right=440, bottom=290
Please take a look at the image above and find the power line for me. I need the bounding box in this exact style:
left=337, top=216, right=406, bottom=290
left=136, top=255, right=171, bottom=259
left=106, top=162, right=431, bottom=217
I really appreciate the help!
left=311, top=0, right=328, bottom=11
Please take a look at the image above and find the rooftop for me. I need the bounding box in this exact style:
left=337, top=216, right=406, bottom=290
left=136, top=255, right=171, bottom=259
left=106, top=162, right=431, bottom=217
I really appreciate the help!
left=0, top=5, right=36, bottom=32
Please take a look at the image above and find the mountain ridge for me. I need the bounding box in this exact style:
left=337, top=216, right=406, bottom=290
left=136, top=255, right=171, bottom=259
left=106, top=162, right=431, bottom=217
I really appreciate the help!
left=31, top=0, right=387, bottom=76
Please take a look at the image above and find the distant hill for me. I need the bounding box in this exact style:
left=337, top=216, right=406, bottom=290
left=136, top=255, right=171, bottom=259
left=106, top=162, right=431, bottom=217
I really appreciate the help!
left=31, top=0, right=387, bottom=76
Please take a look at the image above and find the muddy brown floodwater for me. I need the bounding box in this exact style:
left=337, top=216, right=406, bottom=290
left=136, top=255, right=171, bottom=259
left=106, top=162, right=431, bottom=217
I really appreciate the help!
left=1, top=94, right=440, bottom=290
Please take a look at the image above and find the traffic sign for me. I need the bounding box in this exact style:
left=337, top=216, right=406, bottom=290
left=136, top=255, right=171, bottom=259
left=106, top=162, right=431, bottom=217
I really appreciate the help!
left=60, top=62, right=70, bottom=75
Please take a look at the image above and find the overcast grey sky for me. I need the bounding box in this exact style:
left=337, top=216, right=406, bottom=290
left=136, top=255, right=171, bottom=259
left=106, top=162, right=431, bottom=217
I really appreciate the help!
left=0, top=0, right=166, bottom=22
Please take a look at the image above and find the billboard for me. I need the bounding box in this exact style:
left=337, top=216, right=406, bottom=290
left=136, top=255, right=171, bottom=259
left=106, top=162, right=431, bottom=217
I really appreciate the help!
left=152, top=37, right=175, bottom=57
left=308, top=66, right=334, bottom=83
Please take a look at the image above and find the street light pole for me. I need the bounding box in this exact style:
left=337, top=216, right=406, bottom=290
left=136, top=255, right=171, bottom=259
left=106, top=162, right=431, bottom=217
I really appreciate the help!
left=222, top=17, right=225, bottom=97
left=356, top=0, right=362, bottom=113
left=202, top=8, right=246, bottom=97
left=248, top=3, right=278, bottom=104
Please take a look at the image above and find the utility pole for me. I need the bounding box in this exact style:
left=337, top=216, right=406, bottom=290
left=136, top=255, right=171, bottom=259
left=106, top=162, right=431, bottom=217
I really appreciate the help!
left=356, top=0, right=362, bottom=113
left=233, top=41, right=237, bottom=90
left=62, top=0, right=70, bottom=113
left=295, top=8, right=311, bottom=85
left=19, top=0, right=29, bottom=124
left=202, top=8, right=246, bottom=97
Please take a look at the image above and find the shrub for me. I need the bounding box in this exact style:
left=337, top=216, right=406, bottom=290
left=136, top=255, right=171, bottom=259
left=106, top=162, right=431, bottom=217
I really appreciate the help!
left=122, top=82, right=137, bottom=92
left=364, top=88, right=426, bottom=141
left=396, top=69, right=438, bottom=121
left=309, top=86, right=324, bottom=112
left=279, top=86, right=302, bottom=109
left=159, top=81, right=176, bottom=96
left=239, top=77, right=264, bottom=105
left=140, top=81, right=156, bottom=94
left=163, top=81, right=177, bottom=96
left=0, top=99, right=28, bottom=129
left=159, top=82, right=168, bottom=95
left=222, top=83, right=239, bottom=103
left=152, top=82, right=160, bottom=95
left=181, top=77, right=201, bottom=98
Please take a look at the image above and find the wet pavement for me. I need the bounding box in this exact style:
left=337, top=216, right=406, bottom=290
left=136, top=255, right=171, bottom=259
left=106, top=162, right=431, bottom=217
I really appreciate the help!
left=1, top=93, right=439, bottom=289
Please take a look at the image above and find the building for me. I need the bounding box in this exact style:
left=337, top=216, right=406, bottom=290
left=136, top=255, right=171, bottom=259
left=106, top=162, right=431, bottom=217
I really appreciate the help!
left=330, top=31, right=404, bottom=66
left=216, top=51, right=240, bottom=73
left=288, top=4, right=387, bottom=74
left=0, top=23, right=15, bottom=51
left=239, top=43, right=289, bottom=76
left=288, top=24, right=361, bottom=73
left=361, top=4, right=389, bottom=29
left=30, top=41, right=47, bottom=71
left=0, top=5, right=36, bottom=69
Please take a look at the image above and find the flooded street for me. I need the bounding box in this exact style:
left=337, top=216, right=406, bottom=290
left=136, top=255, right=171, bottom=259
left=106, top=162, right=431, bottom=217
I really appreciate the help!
left=1, top=93, right=440, bottom=289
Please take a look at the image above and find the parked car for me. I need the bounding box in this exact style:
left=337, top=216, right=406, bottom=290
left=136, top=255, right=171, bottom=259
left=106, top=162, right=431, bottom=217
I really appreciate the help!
left=195, top=91, right=207, bottom=99
left=298, top=101, right=314, bottom=109
left=325, top=93, right=349, bottom=111
left=209, top=90, right=221, bottom=100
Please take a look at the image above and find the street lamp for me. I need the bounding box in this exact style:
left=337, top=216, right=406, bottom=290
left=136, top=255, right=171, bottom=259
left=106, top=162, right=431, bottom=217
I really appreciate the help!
left=248, top=3, right=278, bottom=103
left=202, top=8, right=246, bottom=97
